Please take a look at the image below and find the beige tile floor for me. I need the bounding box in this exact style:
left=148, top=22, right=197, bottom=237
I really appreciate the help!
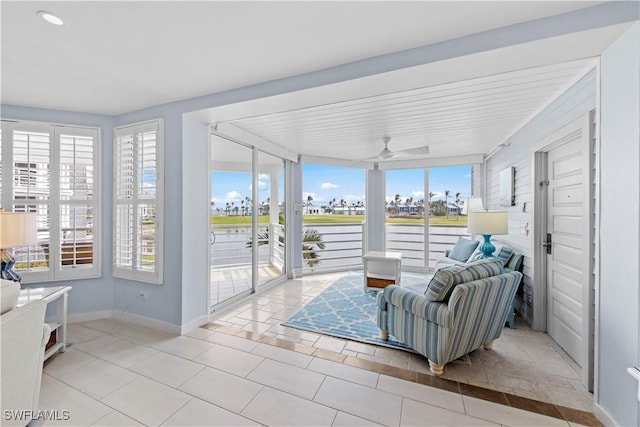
left=38, top=317, right=585, bottom=427
left=33, top=271, right=596, bottom=426
left=211, top=271, right=594, bottom=413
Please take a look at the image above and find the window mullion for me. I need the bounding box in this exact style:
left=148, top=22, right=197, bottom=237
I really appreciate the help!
left=2, top=122, right=14, bottom=209
left=132, top=131, right=140, bottom=271
left=50, top=125, right=61, bottom=277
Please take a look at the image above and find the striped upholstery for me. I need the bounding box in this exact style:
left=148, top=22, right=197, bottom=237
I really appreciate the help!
left=496, top=247, right=514, bottom=265
left=505, top=252, right=524, bottom=272
left=424, top=259, right=504, bottom=302
left=377, top=270, right=522, bottom=367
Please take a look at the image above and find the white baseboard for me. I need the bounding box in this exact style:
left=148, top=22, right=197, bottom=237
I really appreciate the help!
left=292, top=267, right=303, bottom=278
left=180, top=315, right=210, bottom=335
left=65, top=310, right=112, bottom=324
left=67, top=309, right=181, bottom=335
left=594, top=402, right=618, bottom=426
left=115, top=310, right=181, bottom=335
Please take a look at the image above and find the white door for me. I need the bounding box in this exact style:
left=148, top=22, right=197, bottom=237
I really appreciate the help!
left=545, top=128, right=591, bottom=387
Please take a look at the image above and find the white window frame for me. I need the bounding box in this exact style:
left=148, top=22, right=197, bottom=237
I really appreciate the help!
left=113, top=119, right=164, bottom=284
left=0, top=119, right=101, bottom=283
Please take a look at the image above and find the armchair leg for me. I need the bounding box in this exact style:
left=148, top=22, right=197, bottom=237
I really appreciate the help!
left=380, top=330, right=389, bottom=341
left=428, top=360, right=444, bottom=376
left=483, top=341, right=494, bottom=350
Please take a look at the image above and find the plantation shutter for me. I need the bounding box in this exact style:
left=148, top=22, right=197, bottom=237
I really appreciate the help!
left=58, top=127, right=98, bottom=273
left=113, top=120, right=163, bottom=284
left=11, top=123, right=52, bottom=276
left=0, top=120, right=100, bottom=282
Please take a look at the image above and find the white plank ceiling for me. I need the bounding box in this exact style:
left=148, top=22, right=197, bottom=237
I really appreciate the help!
left=220, top=59, right=595, bottom=162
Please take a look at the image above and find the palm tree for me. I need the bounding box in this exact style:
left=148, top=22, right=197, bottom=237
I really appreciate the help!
left=428, top=191, right=435, bottom=216
left=306, top=194, right=313, bottom=206
left=394, top=194, right=401, bottom=215
left=245, top=196, right=251, bottom=216
left=302, top=229, right=326, bottom=268
left=444, top=190, right=450, bottom=218
left=455, top=192, right=461, bottom=220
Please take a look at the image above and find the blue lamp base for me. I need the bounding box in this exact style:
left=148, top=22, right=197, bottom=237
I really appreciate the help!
left=476, top=234, right=496, bottom=259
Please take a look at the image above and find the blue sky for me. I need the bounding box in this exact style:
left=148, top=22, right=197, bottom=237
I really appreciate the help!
left=303, top=164, right=472, bottom=205
left=211, top=164, right=472, bottom=207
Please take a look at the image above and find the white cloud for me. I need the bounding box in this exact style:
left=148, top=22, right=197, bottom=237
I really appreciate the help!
left=226, top=190, right=241, bottom=200
left=412, top=190, right=424, bottom=198
left=321, top=182, right=339, bottom=190
left=303, top=192, right=324, bottom=203
left=249, top=181, right=268, bottom=191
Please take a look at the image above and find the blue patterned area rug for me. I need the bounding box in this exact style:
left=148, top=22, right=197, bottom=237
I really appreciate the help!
left=282, top=272, right=428, bottom=353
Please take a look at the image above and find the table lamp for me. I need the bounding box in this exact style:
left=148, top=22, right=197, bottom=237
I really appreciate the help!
left=0, top=212, right=38, bottom=283
left=467, top=210, right=508, bottom=258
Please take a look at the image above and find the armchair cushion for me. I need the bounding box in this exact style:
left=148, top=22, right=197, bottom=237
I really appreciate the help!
left=496, top=247, right=514, bottom=265
left=447, top=238, right=479, bottom=262
left=425, top=259, right=505, bottom=302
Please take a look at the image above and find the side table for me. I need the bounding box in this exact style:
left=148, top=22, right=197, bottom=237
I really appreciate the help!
left=18, top=286, right=72, bottom=361
left=362, top=251, right=402, bottom=292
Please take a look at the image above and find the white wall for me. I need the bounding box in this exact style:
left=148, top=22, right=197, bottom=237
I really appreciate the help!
left=181, top=115, right=210, bottom=330
left=598, top=21, right=640, bottom=427
left=484, top=70, right=597, bottom=327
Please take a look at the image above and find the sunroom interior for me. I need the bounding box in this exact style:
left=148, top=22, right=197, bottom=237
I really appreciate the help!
left=3, top=2, right=640, bottom=426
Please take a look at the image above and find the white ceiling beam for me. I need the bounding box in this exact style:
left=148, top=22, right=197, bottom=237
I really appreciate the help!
left=378, top=154, right=484, bottom=170
left=212, top=123, right=298, bottom=162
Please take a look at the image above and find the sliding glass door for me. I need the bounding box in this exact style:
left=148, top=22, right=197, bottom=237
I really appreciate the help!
left=258, top=151, right=285, bottom=287
left=209, top=136, right=287, bottom=309
left=210, top=136, right=253, bottom=306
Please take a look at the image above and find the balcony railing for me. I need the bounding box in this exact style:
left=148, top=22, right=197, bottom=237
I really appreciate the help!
left=302, top=222, right=470, bottom=273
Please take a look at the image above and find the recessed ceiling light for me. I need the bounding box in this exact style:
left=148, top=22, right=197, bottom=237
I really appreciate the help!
left=37, top=11, right=64, bottom=26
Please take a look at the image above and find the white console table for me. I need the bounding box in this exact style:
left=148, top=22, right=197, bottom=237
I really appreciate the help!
left=363, top=251, right=402, bottom=292
left=18, top=286, right=71, bottom=361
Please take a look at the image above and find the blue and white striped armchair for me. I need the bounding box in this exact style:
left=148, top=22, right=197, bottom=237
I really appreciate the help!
left=376, top=260, right=522, bottom=375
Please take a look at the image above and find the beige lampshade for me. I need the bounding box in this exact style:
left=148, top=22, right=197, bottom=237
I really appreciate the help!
left=461, top=197, right=484, bottom=215
left=0, top=212, right=39, bottom=248
left=467, top=211, right=508, bottom=235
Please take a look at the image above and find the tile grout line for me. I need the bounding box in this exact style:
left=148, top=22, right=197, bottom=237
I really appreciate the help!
left=202, top=322, right=602, bottom=426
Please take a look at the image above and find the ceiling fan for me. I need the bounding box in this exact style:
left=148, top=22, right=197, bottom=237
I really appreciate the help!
left=364, top=136, right=430, bottom=161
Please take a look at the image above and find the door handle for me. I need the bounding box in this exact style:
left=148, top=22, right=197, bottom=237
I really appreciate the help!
left=542, top=233, right=552, bottom=254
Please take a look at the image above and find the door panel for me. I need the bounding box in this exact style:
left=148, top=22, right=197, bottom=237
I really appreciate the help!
left=546, top=134, right=588, bottom=369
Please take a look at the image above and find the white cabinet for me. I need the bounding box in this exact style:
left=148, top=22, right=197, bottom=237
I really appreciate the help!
left=18, top=286, right=71, bottom=361
left=362, top=251, right=402, bottom=292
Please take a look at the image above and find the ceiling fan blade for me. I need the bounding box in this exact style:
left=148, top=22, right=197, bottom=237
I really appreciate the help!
left=400, top=146, right=430, bottom=156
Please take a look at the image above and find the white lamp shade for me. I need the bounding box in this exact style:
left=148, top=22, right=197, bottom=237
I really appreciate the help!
left=467, top=211, right=508, bottom=235
left=0, top=212, right=39, bottom=248
left=461, top=197, right=484, bottom=215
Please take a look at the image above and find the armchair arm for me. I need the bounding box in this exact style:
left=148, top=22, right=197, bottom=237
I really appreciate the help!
left=41, top=323, right=52, bottom=348
left=380, top=285, right=452, bottom=327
